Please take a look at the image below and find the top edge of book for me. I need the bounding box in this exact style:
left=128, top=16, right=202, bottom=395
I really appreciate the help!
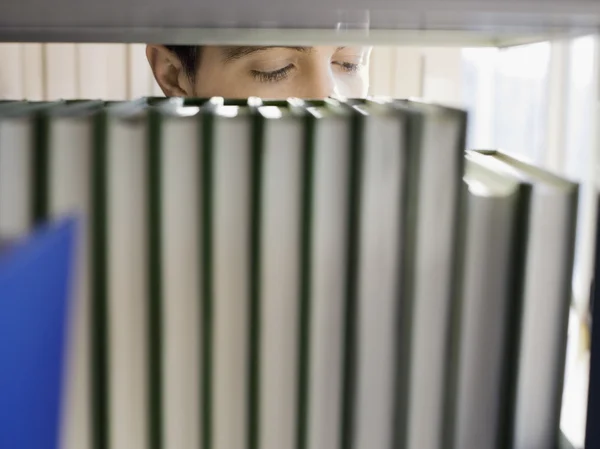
left=0, top=98, right=467, bottom=121
left=0, top=101, right=67, bottom=118
left=467, top=149, right=578, bottom=191
left=386, top=97, right=469, bottom=117
left=105, top=97, right=169, bottom=119
left=0, top=100, right=104, bottom=119
left=45, top=100, right=106, bottom=117
left=351, top=98, right=429, bottom=119
left=465, top=154, right=523, bottom=198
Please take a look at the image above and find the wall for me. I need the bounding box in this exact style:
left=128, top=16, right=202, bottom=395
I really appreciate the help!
left=0, top=43, right=162, bottom=100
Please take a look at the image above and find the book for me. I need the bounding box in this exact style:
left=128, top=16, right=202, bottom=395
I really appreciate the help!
left=302, top=100, right=350, bottom=449
left=448, top=153, right=527, bottom=449
left=46, top=101, right=103, bottom=449
left=102, top=102, right=150, bottom=449
left=0, top=218, right=77, bottom=449
left=0, top=101, right=64, bottom=244
left=209, top=101, right=254, bottom=449
left=352, top=99, right=409, bottom=449
left=470, top=149, right=579, bottom=449
left=257, top=102, right=304, bottom=449
left=395, top=100, right=467, bottom=449
left=157, top=101, right=203, bottom=449
left=0, top=105, right=34, bottom=242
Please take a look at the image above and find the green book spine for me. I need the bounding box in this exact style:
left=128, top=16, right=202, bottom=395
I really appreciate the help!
left=441, top=110, right=468, bottom=449
left=147, top=108, right=163, bottom=449
left=340, top=103, right=364, bottom=449
left=248, top=104, right=264, bottom=449
left=32, top=108, right=50, bottom=224
left=440, top=180, right=469, bottom=449
left=392, top=106, right=424, bottom=449
left=500, top=183, right=532, bottom=449
left=0, top=101, right=66, bottom=232
left=296, top=106, right=316, bottom=449
left=91, top=109, right=109, bottom=449
left=201, top=106, right=214, bottom=449
left=41, top=100, right=104, bottom=449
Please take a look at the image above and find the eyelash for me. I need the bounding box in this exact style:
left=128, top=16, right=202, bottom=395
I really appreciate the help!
left=335, top=61, right=361, bottom=73
left=251, top=61, right=362, bottom=83
left=251, top=64, right=294, bottom=83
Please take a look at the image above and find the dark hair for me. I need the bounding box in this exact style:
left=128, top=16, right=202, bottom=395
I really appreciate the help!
left=165, top=45, right=202, bottom=79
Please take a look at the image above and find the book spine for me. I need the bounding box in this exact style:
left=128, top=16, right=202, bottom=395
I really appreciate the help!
left=296, top=109, right=315, bottom=449
left=248, top=106, right=264, bottom=449
left=147, top=108, right=162, bottom=449
left=201, top=108, right=214, bottom=449
left=340, top=105, right=363, bottom=449
left=32, top=109, right=49, bottom=224
left=441, top=111, right=468, bottom=449
left=393, top=109, right=424, bottom=449
left=91, top=109, right=109, bottom=449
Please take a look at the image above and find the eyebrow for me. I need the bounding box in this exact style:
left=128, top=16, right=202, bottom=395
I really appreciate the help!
left=220, top=46, right=346, bottom=63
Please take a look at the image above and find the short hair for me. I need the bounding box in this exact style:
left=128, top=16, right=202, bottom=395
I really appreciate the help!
left=165, top=45, right=202, bottom=79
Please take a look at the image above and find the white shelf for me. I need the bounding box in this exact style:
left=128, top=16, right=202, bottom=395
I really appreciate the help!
left=0, top=27, right=571, bottom=47
left=0, top=0, right=599, bottom=45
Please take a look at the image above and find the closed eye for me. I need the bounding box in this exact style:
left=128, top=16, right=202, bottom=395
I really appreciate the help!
left=334, top=61, right=361, bottom=73
left=250, top=64, right=295, bottom=83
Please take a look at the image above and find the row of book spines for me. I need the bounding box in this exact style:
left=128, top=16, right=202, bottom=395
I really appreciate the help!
left=20, top=100, right=467, bottom=449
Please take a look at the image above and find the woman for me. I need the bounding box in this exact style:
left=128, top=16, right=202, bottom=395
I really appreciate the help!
left=147, top=44, right=371, bottom=98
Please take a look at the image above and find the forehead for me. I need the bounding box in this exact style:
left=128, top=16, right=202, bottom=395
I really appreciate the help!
left=216, top=46, right=349, bottom=63
left=220, top=46, right=313, bottom=62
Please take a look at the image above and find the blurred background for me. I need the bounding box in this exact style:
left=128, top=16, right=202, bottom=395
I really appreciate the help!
left=0, top=38, right=595, bottom=446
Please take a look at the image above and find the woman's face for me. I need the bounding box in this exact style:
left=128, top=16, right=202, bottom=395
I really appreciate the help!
left=147, top=45, right=371, bottom=99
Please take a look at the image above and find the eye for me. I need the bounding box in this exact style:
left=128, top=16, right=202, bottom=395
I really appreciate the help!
left=250, top=64, right=295, bottom=83
left=333, top=61, right=361, bottom=73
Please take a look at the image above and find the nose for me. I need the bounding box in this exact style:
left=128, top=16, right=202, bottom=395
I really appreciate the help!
left=301, top=62, right=337, bottom=99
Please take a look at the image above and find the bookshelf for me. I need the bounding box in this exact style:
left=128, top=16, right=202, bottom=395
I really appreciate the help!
left=0, top=1, right=599, bottom=45
left=0, top=1, right=597, bottom=449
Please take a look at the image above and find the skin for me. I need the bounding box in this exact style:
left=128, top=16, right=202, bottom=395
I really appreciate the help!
left=146, top=45, right=371, bottom=99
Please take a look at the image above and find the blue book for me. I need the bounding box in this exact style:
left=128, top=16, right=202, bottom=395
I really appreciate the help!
left=0, top=218, right=77, bottom=449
